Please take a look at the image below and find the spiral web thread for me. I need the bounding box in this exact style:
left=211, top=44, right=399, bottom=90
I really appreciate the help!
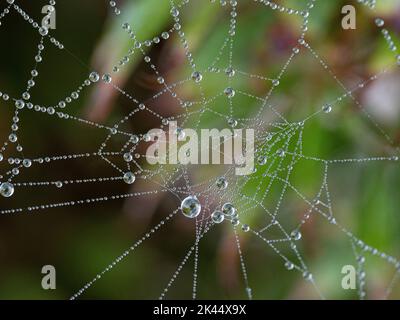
left=0, top=0, right=399, bottom=300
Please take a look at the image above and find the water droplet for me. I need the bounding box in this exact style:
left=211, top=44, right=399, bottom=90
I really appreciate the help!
left=28, top=79, right=35, bottom=87
left=241, top=224, right=250, bottom=232
left=0, top=182, right=14, bottom=197
left=123, top=153, right=133, bottom=162
left=222, top=202, right=236, bottom=217
left=22, top=92, right=30, bottom=100
left=225, top=67, right=235, bottom=77
left=39, top=26, right=48, bottom=36
left=102, top=74, right=112, bottom=83
left=357, top=256, right=365, bottom=264
left=224, top=87, right=235, bottom=98
left=14, top=100, right=25, bottom=111
left=272, top=79, right=280, bottom=86
left=276, top=149, right=285, bottom=157
left=285, top=261, right=294, bottom=270
left=170, top=7, right=179, bottom=17
left=9, top=133, right=17, bottom=143
left=375, top=18, right=384, bottom=27
left=257, top=155, right=267, bottom=165
left=130, top=135, right=139, bottom=143
left=231, top=218, right=240, bottom=226
left=122, top=22, right=130, bottom=30
left=211, top=210, right=224, bottom=224
left=216, top=177, right=228, bottom=190
left=328, top=216, right=336, bottom=224
left=176, top=127, right=185, bottom=140
left=143, top=133, right=152, bottom=142
left=123, top=171, right=136, bottom=184
left=89, top=72, right=100, bottom=82
left=322, top=103, right=332, bottom=113
left=181, top=196, right=201, bottom=218
left=246, top=287, right=252, bottom=296
left=191, top=71, right=203, bottom=83
left=302, top=271, right=313, bottom=281
left=228, top=118, right=237, bottom=128
left=291, top=230, right=302, bottom=241
left=23, top=159, right=32, bottom=168
left=55, top=181, right=63, bottom=188
left=157, top=77, right=165, bottom=84
left=71, top=92, right=79, bottom=99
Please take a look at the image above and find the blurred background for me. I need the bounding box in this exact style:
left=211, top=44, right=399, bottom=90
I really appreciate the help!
left=0, top=0, right=400, bottom=299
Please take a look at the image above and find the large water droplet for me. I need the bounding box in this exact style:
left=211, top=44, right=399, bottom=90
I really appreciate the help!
left=211, top=210, right=224, bottom=224
left=222, top=202, right=236, bottom=217
left=181, top=196, right=201, bottom=218
left=15, top=100, right=25, bottom=109
left=89, top=72, right=100, bottom=82
left=123, top=153, right=133, bottom=162
left=0, top=182, right=14, bottom=197
left=170, top=7, right=179, bottom=17
left=123, top=172, right=136, bottom=184
left=23, top=159, right=32, bottom=168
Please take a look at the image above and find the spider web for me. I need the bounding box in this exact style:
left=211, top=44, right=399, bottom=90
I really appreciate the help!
left=0, top=0, right=400, bottom=299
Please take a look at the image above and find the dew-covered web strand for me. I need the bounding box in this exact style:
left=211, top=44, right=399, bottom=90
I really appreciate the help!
left=0, top=0, right=400, bottom=300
